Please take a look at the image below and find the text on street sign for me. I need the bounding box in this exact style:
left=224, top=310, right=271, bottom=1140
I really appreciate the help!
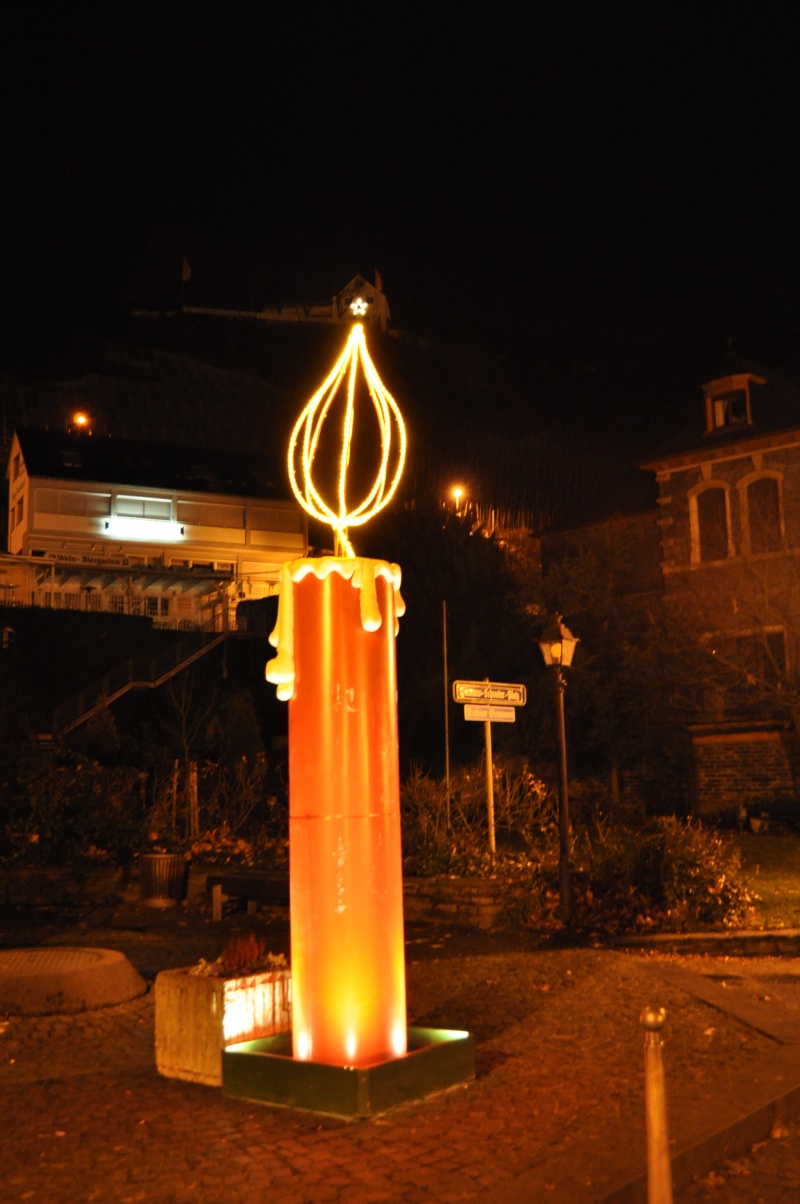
left=463, top=704, right=516, bottom=723
left=453, top=680, right=527, bottom=706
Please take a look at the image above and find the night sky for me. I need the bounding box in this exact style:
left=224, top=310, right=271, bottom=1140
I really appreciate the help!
left=4, top=7, right=800, bottom=391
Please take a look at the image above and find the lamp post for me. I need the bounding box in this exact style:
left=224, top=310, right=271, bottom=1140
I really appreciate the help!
left=538, top=615, right=579, bottom=927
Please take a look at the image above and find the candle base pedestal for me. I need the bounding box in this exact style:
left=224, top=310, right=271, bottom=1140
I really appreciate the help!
left=222, top=1026, right=475, bottom=1118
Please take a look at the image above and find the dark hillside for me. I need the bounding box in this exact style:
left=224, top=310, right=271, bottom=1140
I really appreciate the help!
left=0, top=314, right=660, bottom=533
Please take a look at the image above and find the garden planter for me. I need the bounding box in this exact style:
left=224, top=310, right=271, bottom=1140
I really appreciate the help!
left=138, top=852, right=187, bottom=907
left=155, top=965, right=292, bottom=1086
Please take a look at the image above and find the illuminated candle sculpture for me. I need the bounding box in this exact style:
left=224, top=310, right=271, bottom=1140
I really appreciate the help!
left=266, top=313, right=407, bottom=1067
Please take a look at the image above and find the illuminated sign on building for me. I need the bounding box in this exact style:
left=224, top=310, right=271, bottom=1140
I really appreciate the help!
left=103, top=517, right=185, bottom=542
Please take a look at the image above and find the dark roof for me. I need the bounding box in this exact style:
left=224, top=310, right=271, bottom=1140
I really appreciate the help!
left=14, top=429, right=289, bottom=500
left=646, top=353, right=800, bottom=465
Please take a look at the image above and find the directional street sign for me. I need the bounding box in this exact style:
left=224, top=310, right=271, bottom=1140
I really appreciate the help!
left=451, top=680, right=526, bottom=859
left=463, top=704, right=515, bottom=723
left=452, top=680, right=527, bottom=706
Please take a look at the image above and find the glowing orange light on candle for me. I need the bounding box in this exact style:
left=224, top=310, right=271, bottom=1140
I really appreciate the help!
left=286, top=322, right=406, bottom=558
left=267, top=322, right=408, bottom=1069
left=285, top=566, right=406, bottom=1066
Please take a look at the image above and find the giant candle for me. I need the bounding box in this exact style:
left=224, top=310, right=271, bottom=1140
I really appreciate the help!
left=266, top=316, right=408, bottom=1067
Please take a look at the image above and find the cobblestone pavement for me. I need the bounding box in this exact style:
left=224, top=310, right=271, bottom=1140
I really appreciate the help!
left=4, top=904, right=800, bottom=1202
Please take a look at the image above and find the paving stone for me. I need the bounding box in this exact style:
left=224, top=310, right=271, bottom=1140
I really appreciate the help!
left=5, top=905, right=800, bottom=1200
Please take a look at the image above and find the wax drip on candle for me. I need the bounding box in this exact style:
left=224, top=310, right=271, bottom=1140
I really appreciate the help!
left=286, top=322, right=406, bottom=558
left=266, top=557, right=405, bottom=700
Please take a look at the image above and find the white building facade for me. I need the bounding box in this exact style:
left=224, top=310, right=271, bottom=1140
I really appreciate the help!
left=4, top=429, right=306, bottom=630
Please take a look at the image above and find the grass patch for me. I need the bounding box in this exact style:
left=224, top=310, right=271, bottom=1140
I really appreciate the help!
left=735, top=833, right=800, bottom=928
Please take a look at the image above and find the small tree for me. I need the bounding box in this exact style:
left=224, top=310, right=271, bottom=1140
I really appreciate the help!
left=361, top=503, right=536, bottom=772
left=513, top=523, right=704, bottom=812
left=157, top=671, right=217, bottom=840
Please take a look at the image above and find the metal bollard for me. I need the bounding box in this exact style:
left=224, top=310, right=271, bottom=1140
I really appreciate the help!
left=640, top=1005, right=673, bottom=1204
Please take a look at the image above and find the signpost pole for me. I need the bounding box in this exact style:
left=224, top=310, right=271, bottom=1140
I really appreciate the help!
left=453, top=679, right=525, bottom=859
left=442, top=600, right=451, bottom=828
left=554, top=670, right=572, bottom=926
left=483, top=679, right=496, bottom=857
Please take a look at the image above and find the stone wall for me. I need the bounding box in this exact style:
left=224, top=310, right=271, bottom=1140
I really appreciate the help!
left=190, top=867, right=525, bottom=930
left=692, top=727, right=799, bottom=817
left=0, top=865, right=130, bottom=906
left=2, top=864, right=526, bottom=931
left=402, top=876, right=527, bottom=930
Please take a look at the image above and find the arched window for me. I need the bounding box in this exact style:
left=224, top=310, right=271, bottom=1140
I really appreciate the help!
left=746, top=476, right=782, bottom=554
left=693, top=486, right=730, bottom=563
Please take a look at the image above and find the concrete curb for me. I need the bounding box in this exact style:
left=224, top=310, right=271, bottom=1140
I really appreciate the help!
left=614, top=926, right=800, bottom=956
left=601, top=931, right=800, bottom=1201
left=603, top=1073, right=800, bottom=1203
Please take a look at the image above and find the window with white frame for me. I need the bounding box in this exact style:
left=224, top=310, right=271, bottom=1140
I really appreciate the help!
left=116, top=496, right=171, bottom=519
left=703, top=372, right=761, bottom=434
left=712, top=390, right=748, bottom=429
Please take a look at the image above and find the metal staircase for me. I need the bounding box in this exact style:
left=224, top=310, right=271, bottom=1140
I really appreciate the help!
left=51, top=627, right=226, bottom=736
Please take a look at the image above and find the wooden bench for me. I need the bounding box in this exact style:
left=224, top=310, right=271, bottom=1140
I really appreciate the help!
left=207, top=871, right=290, bottom=921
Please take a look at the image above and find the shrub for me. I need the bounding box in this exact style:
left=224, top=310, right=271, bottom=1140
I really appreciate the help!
left=399, top=763, right=753, bottom=933
left=656, top=817, right=752, bottom=927
left=188, top=824, right=255, bottom=866
left=400, top=762, right=557, bottom=876
left=5, top=751, right=144, bottom=866
left=144, top=756, right=286, bottom=852
left=400, top=765, right=450, bottom=866
left=555, top=815, right=752, bottom=933
left=190, top=934, right=287, bottom=979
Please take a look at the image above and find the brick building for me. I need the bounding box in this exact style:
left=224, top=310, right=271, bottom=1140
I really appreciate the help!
left=538, top=352, right=800, bottom=816
left=644, top=353, right=800, bottom=816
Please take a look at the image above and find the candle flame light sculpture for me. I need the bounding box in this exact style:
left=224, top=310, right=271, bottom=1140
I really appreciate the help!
left=287, top=319, right=406, bottom=560
left=225, top=315, right=474, bottom=1115
left=267, top=319, right=408, bottom=1068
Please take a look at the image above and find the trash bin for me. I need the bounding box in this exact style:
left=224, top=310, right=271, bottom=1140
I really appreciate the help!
left=139, top=853, right=187, bottom=908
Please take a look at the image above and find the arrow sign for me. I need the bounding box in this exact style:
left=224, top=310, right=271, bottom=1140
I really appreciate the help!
left=453, top=680, right=527, bottom=706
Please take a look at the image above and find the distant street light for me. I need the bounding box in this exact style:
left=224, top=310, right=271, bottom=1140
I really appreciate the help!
left=71, top=411, right=91, bottom=434
left=451, top=485, right=464, bottom=512
left=538, top=615, right=579, bottom=927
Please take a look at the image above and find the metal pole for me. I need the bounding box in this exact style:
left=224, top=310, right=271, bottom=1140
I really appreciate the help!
left=484, top=678, right=496, bottom=857
left=554, top=669, right=571, bottom=925
left=641, top=1006, right=673, bottom=1204
left=442, top=599, right=451, bottom=828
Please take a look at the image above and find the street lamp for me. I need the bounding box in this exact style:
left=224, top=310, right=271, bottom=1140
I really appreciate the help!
left=451, top=485, right=464, bottom=512
left=70, top=411, right=92, bottom=434
left=538, top=615, right=579, bottom=927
